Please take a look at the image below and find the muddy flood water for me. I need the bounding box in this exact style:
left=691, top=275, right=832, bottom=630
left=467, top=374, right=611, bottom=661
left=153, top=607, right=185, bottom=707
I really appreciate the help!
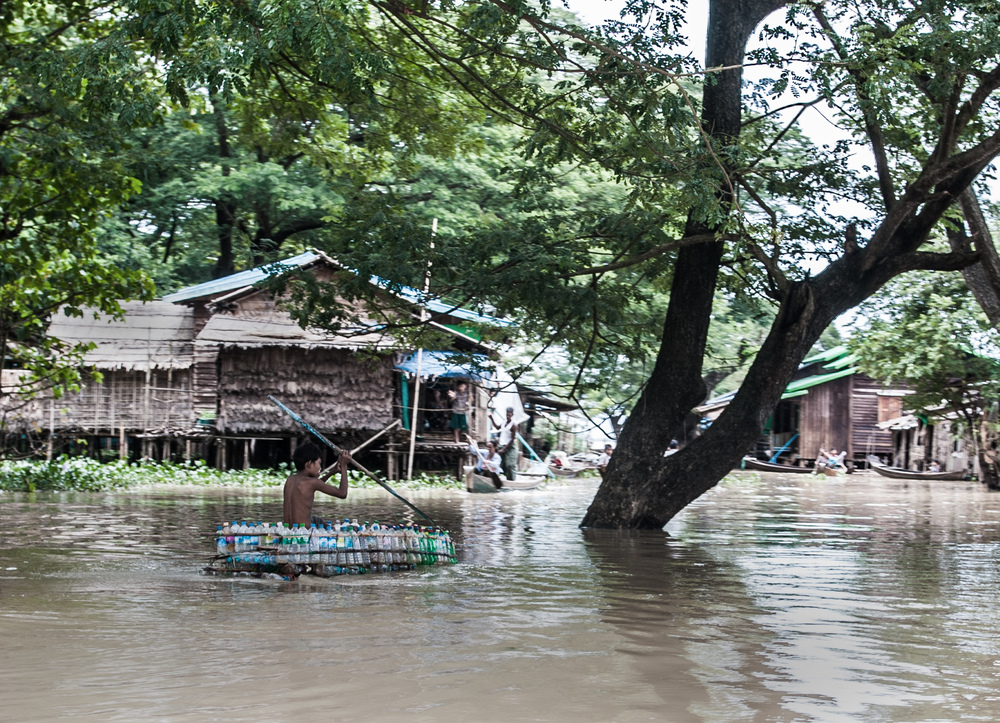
left=3, top=472, right=1000, bottom=722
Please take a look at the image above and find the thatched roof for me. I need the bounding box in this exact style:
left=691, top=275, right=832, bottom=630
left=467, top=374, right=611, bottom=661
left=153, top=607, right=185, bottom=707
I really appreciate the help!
left=195, top=309, right=396, bottom=350
left=47, top=301, right=194, bottom=371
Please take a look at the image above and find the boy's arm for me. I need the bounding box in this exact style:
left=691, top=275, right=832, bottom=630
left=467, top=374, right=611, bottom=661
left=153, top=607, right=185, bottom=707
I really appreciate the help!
left=316, top=451, right=351, bottom=499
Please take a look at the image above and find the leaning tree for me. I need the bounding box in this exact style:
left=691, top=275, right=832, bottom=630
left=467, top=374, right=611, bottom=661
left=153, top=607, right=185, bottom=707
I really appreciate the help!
left=349, top=0, right=1000, bottom=528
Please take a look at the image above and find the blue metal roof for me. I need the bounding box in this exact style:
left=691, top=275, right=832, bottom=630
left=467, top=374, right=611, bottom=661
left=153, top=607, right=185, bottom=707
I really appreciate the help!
left=372, top=275, right=513, bottom=327
left=394, top=351, right=492, bottom=379
left=162, top=250, right=511, bottom=327
left=162, top=251, right=320, bottom=303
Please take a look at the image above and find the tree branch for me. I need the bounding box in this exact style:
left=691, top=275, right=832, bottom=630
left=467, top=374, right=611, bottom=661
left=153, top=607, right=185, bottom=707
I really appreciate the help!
left=555, top=233, right=731, bottom=279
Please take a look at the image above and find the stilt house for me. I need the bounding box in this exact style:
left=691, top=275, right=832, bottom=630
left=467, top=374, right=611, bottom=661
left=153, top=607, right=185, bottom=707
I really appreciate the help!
left=30, top=250, right=511, bottom=476
left=698, top=346, right=910, bottom=467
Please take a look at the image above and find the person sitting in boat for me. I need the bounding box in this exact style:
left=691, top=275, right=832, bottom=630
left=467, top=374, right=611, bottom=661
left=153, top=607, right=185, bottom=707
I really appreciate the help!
left=929, top=459, right=942, bottom=473
left=814, top=448, right=831, bottom=473
left=467, top=435, right=503, bottom=489
left=283, top=442, right=351, bottom=526
left=596, top=444, right=613, bottom=478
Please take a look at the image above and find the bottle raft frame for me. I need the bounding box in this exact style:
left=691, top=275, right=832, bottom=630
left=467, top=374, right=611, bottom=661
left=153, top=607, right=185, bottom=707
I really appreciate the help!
left=204, top=519, right=457, bottom=580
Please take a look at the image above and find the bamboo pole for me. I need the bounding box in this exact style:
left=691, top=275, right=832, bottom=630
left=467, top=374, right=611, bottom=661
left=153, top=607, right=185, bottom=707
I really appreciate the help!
left=407, top=219, right=436, bottom=480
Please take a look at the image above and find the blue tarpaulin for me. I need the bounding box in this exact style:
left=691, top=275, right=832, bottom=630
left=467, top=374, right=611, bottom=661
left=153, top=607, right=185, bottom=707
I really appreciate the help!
left=394, top=351, right=492, bottom=379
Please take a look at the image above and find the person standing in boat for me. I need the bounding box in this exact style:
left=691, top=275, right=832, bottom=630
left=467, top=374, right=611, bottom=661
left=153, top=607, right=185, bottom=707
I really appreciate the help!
left=283, top=442, right=351, bottom=526
left=448, top=381, right=470, bottom=443
left=493, top=406, right=519, bottom=482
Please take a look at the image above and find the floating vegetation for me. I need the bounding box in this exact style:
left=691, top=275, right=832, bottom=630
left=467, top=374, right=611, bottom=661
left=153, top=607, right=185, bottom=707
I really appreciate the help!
left=0, top=457, right=461, bottom=493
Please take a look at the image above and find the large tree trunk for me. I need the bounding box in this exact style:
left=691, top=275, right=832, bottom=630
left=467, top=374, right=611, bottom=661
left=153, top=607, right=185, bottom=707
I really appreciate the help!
left=952, top=190, right=1000, bottom=327
left=582, top=0, right=787, bottom=525
left=211, top=96, right=237, bottom=279
left=583, top=201, right=980, bottom=528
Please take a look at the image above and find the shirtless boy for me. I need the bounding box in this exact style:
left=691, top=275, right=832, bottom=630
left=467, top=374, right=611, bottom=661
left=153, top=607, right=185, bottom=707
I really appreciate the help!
left=283, top=442, right=351, bottom=526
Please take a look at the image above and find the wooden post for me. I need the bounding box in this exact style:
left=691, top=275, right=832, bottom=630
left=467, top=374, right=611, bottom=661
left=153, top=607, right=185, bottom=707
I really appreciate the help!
left=119, top=424, right=127, bottom=461
left=185, top=438, right=192, bottom=461
left=387, top=438, right=398, bottom=480
left=143, top=368, right=152, bottom=434
left=406, top=221, right=435, bottom=480
left=162, top=437, right=170, bottom=462
left=243, top=439, right=251, bottom=470
left=219, top=439, right=227, bottom=470
left=46, top=397, right=55, bottom=461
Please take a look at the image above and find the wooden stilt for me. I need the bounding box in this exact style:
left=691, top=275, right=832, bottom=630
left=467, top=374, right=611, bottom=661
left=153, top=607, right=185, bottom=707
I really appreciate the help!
left=119, top=424, right=127, bottom=461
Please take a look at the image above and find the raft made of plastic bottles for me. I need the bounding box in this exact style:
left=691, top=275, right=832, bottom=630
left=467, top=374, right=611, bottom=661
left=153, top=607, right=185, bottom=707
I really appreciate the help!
left=206, top=519, right=457, bottom=578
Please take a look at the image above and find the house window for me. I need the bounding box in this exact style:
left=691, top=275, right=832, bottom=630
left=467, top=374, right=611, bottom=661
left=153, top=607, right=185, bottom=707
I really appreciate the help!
left=877, top=395, right=903, bottom=423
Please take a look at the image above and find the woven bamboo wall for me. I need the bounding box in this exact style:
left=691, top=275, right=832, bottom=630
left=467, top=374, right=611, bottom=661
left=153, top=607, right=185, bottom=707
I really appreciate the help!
left=217, top=347, right=395, bottom=434
left=49, top=369, right=194, bottom=432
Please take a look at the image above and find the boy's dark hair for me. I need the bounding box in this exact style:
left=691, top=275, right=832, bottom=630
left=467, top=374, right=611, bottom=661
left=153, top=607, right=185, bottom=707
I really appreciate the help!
left=292, top=442, right=323, bottom=471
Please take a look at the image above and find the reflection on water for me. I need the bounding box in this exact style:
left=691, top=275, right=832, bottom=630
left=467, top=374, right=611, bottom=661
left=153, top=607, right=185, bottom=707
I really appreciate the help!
left=3, top=474, right=1000, bottom=721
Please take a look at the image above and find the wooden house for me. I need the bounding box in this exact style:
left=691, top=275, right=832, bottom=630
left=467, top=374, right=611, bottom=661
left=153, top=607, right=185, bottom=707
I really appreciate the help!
left=33, top=250, right=510, bottom=476
left=698, top=346, right=910, bottom=467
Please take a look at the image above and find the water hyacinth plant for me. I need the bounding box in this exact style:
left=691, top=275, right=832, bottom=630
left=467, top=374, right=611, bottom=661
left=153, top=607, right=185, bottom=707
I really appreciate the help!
left=0, top=457, right=462, bottom=493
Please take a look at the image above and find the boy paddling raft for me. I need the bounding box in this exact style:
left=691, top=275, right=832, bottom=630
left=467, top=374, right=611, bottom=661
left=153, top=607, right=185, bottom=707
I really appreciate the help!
left=282, top=442, right=352, bottom=526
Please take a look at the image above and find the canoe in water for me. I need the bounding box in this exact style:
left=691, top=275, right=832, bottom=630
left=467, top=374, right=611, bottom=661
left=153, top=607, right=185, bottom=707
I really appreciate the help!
left=866, top=455, right=965, bottom=480
left=465, top=470, right=547, bottom=493
left=742, top=457, right=813, bottom=474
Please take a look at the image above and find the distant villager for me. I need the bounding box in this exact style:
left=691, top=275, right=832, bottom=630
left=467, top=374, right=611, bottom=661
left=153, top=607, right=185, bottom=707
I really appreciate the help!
left=493, top=406, right=519, bottom=481
left=597, top=444, right=613, bottom=478
left=448, top=381, right=470, bottom=443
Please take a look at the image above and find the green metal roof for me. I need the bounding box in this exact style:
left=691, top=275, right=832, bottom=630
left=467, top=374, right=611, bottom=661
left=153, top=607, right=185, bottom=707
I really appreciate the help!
left=784, top=366, right=858, bottom=393
left=780, top=389, right=810, bottom=399
left=802, top=345, right=849, bottom=365
left=822, top=352, right=859, bottom=370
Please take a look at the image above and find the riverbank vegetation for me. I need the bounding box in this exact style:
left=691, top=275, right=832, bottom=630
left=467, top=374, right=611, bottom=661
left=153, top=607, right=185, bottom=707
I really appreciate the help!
left=0, top=458, right=462, bottom=493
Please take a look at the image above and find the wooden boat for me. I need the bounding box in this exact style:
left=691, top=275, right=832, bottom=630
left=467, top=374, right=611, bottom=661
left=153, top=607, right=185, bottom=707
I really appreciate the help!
left=742, top=457, right=813, bottom=474
left=465, top=470, right=547, bottom=493
left=866, top=455, right=965, bottom=480
left=549, top=465, right=581, bottom=477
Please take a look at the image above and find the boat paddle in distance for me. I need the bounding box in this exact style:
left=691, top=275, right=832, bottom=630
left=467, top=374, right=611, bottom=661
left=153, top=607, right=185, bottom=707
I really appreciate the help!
left=268, top=395, right=440, bottom=527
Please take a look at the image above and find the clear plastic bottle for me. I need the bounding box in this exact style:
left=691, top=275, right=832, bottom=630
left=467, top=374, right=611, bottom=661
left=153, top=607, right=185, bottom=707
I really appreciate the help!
left=309, top=523, right=319, bottom=555
left=216, top=526, right=227, bottom=555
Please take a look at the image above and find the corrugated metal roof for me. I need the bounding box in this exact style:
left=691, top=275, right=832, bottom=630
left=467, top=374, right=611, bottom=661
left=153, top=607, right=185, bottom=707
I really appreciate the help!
left=698, top=365, right=856, bottom=412
left=822, top=352, right=858, bottom=370
left=162, top=252, right=320, bottom=303
left=784, top=366, right=857, bottom=393
left=163, top=249, right=512, bottom=328
left=376, top=276, right=513, bottom=327
left=47, top=301, right=194, bottom=370
left=801, top=345, right=849, bottom=365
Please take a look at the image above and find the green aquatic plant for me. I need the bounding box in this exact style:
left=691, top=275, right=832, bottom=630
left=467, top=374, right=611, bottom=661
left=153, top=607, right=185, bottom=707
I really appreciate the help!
left=0, top=457, right=462, bottom=493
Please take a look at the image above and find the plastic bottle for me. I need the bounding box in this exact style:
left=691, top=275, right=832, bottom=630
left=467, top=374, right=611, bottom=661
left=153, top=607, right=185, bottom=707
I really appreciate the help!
left=216, top=526, right=227, bottom=555
left=309, top=523, right=320, bottom=554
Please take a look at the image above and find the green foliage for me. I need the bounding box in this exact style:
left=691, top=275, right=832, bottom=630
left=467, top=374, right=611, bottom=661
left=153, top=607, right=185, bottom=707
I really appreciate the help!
left=0, top=0, right=157, bottom=414
left=851, top=273, right=1000, bottom=419
left=0, top=456, right=462, bottom=492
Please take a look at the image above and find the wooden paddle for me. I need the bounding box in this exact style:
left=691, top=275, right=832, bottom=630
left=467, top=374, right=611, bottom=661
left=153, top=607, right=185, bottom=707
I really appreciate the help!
left=268, top=395, right=440, bottom=526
